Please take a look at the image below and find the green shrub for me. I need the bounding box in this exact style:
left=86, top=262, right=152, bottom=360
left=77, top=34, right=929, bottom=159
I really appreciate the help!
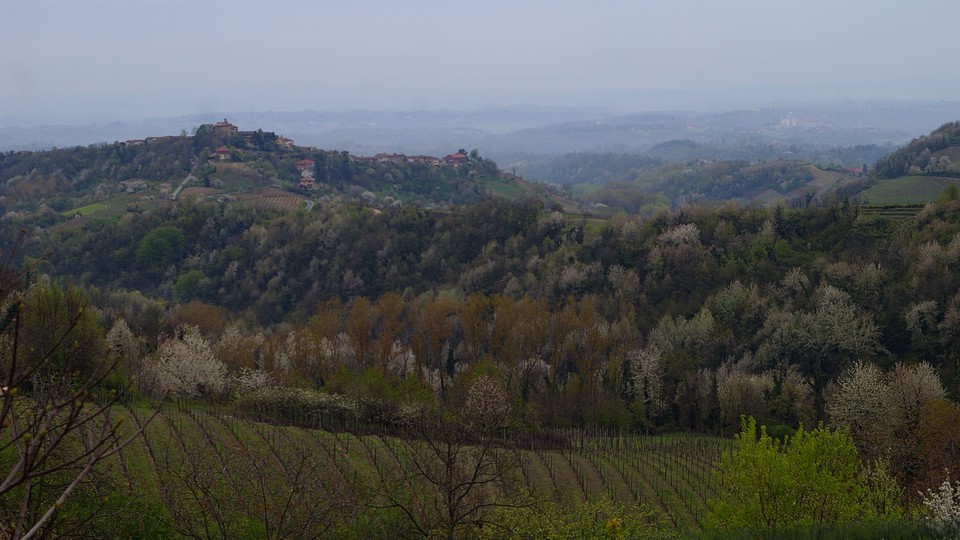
left=479, top=497, right=677, bottom=540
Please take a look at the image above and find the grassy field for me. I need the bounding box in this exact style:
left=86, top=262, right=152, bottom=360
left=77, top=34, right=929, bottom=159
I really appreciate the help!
left=480, top=176, right=535, bottom=200
left=859, top=175, right=960, bottom=204
left=61, top=202, right=109, bottom=216
left=104, top=404, right=727, bottom=537
left=55, top=191, right=169, bottom=231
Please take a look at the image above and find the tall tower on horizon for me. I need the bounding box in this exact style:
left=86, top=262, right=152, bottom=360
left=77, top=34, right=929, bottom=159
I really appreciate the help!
left=780, top=111, right=797, bottom=128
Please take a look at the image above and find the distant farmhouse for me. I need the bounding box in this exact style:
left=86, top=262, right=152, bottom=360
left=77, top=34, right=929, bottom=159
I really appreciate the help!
left=443, top=151, right=469, bottom=166
left=210, top=145, right=231, bottom=161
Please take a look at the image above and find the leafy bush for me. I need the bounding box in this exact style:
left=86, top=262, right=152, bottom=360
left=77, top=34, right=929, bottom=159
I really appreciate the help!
left=479, top=497, right=676, bottom=540
left=706, top=417, right=904, bottom=537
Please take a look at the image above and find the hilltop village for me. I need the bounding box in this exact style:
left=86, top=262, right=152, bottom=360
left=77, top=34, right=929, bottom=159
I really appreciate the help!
left=118, top=119, right=484, bottom=193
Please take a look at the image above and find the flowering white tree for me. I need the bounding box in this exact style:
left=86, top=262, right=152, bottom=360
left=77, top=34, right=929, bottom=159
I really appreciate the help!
left=657, top=223, right=701, bottom=246
left=145, top=326, right=228, bottom=399
left=829, top=360, right=947, bottom=467
left=921, top=472, right=960, bottom=538
left=629, top=347, right=665, bottom=419
left=233, top=367, right=272, bottom=394
left=464, top=375, right=511, bottom=432
left=828, top=360, right=890, bottom=452
left=885, top=361, right=946, bottom=427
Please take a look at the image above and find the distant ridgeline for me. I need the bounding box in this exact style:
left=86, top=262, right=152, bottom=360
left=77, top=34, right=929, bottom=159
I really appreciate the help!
left=0, top=118, right=531, bottom=217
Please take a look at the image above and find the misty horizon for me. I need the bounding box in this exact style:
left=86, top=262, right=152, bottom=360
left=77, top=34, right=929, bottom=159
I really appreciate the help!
left=4, top=1, right=960, bottom=126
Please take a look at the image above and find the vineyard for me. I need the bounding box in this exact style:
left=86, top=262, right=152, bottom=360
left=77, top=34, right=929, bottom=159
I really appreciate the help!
left=858, top=175, right=960, bottom=204
left=230, top=187, right=310, bottom=214
left=856, top=204, right=924, bottom=221
left=233, top=195, right=309, bottom=213
left=108, top=403, right=728, bottom=537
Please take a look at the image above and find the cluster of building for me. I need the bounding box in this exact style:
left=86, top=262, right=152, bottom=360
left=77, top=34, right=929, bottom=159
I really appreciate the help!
left=121, top=135, right=180, bottom=146
left=778, top=111, right=823, bottom=129
left=351, top=151, right=470, bottom=167
left=209, top=119, right=293, bottom=147
left=295, top=159, right=316, bottom=190
left=120, top=119, right=474, bottom=191
left=205, top=119, right=296, bottom=162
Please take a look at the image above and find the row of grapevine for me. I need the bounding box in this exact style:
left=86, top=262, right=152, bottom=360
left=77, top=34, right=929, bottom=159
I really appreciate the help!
left=111, top=402, right=728, bottom=534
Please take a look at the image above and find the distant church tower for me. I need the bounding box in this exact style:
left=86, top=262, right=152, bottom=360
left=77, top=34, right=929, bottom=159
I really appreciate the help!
left=780, top=111, right=797, bottom=127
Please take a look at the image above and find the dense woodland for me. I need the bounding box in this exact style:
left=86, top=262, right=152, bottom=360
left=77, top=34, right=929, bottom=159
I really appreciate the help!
left=2, top=121, right=960, bottom=537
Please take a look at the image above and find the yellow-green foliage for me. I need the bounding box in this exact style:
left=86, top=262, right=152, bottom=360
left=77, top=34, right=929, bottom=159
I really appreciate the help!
left=706, top=417, right=903, bottom=538
left=61, top=202, right=108, bottom=216
left=478, top=497, right=677, bottom=540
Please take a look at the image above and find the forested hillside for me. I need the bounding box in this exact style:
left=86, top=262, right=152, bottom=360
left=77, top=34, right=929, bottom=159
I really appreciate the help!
left=4, top=122, right=960, bottom=538
left=3, top=122, right=960, bottom=438
left=874, top=120, right=960, bottom=178
left=8, top=191, right=960, bottom=416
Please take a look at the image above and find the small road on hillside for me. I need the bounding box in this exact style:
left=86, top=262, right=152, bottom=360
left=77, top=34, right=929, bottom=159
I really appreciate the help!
left=170, top=174, right=197, bottom=200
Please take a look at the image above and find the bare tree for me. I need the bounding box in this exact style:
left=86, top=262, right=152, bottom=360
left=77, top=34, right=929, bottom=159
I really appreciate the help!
left=0, top=233, right=157, bottom=539
left=372, top=376, right=529, bottom=539
left=152, top=410, right=357, bottom=539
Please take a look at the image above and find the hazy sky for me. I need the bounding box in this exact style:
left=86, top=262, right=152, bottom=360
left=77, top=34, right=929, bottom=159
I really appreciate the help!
left=3, top=0, right=959, bottom=123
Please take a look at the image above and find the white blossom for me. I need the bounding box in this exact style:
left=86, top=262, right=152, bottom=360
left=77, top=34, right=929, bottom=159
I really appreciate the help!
left=921, top=472, right=960, bottom=538
left=828, top=360, right=889, bottom=448
left=657, top=223, right=701, bottom=246
left=464, top=375, right=511, bottom=429
left=233, top=367, right=272, bottom=394
left=144, top=326, right=228, bottom=399
left=629, top=347, right=665, bottom=417
left=885, top=361, right=946, bottom=427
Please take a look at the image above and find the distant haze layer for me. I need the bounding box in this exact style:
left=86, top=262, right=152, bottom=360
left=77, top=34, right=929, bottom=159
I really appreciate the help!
left=2, top=1, right=960, bottom=123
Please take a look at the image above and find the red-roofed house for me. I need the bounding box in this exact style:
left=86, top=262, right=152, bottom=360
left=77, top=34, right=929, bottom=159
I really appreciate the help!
left=443, top=152, right=468, bottom=166
left=295, top=159, right=316, bottom=172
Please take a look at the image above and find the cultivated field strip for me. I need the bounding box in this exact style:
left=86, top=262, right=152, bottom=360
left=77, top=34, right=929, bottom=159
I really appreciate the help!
left=120, top=405, right=728, bottom=532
